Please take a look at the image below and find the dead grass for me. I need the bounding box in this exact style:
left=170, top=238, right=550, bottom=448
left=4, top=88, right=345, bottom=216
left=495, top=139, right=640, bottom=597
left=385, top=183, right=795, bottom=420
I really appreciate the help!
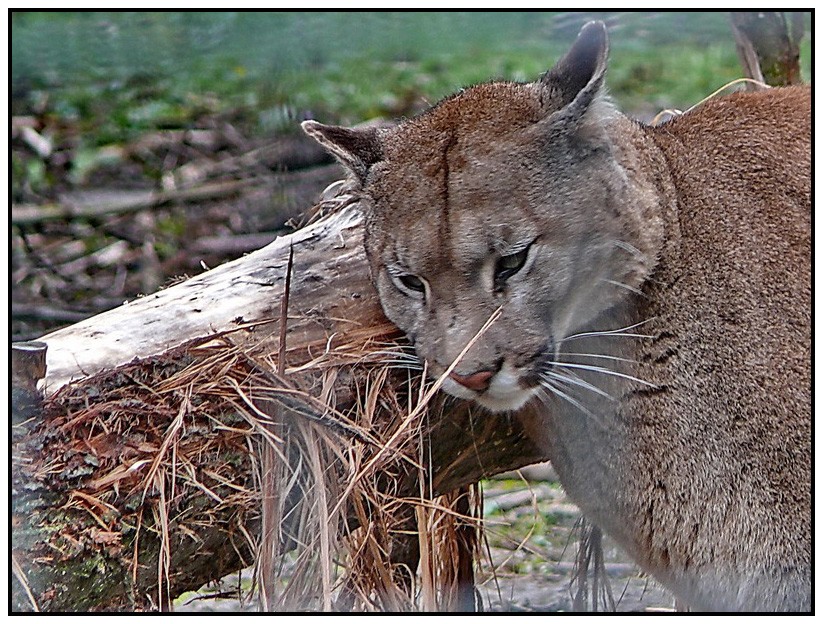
left=21, top=300, right=487, bottom=611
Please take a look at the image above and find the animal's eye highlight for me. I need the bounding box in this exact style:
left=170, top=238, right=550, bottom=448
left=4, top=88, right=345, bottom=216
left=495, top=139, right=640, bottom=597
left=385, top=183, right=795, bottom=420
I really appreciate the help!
left=495, top=247, right=529, bottom=282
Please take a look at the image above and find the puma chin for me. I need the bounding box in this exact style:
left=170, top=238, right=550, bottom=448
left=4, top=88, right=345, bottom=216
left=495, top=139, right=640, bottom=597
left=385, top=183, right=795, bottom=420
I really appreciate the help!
left=441, top=360, right=536, bottom=413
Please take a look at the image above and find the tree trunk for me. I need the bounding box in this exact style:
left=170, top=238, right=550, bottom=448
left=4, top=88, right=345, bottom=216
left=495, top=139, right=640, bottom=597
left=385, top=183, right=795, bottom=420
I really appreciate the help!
left=11, top=194, right=550, bottom=612
left=730, top=12, right=805, bottom=87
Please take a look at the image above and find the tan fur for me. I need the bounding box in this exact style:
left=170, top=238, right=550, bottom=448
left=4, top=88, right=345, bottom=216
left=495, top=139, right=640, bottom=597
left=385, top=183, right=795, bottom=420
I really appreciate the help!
left=303, top=22, right=811, bottom=611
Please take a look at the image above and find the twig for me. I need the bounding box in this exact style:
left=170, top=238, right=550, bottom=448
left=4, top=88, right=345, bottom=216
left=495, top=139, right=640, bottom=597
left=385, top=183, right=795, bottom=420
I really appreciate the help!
left=278, top=244, right=294, bottom=375
left=11, top=303, right=92, bottom=323
left=169, top=136, right=332, bottom=189
left=11, top=179, right=259, bottom=226
left=11, top=554, right=40, bottom=612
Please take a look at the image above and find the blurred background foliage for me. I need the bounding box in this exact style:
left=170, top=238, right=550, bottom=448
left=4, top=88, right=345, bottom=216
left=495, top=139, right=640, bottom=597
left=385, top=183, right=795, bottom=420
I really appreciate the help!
left=12, top=10, right=812, bottom=139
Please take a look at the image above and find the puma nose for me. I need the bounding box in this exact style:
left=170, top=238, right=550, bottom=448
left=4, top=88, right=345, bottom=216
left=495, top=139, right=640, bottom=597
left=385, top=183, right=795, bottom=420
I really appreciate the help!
left=448, top=369, right=495, bottom=392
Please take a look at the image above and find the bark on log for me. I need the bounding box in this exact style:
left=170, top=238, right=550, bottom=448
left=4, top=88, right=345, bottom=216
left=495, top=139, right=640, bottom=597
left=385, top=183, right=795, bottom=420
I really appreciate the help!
left=11, top=194, right=550, bottom=612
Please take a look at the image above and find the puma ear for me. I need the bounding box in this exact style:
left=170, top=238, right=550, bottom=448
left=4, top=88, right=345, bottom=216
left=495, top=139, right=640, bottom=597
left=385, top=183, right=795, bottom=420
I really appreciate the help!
left=539, top=20, right=609, bottom=118
left=301, top=120, right=383, bottom=183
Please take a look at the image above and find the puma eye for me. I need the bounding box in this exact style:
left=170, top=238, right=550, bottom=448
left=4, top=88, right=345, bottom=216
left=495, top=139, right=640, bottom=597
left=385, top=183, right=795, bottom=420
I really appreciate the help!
left=495, top=247, right=530, bottom=282
left=399, top=274, right=425, bottom=292
left=393, top=273, right=426, bottom=297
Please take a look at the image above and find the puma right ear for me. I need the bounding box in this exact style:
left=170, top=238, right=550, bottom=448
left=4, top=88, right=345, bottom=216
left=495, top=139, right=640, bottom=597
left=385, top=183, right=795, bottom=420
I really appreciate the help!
left=540, top=20, right=609, bottom=118
left=301, top=121, right=383, bottom=184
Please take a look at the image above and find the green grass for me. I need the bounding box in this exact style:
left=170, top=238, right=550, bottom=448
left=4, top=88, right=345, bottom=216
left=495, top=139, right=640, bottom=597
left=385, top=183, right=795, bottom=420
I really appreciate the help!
left=12, top=12, right=813, bottom=147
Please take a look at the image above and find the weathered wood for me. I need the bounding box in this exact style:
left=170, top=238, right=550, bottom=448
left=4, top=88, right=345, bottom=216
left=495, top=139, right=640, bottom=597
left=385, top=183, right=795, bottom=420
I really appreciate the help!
left=11, top=197, right=551, bottom=612
left=37, top=200, right=370, bottom=395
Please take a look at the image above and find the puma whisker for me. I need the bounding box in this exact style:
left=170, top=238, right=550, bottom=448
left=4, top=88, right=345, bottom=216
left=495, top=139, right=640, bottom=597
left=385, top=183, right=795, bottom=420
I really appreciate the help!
left=542, top=370, right=616, bottom=402
left=601, top=278, right=648, bottom=298
left=537, top=376, right=600, bottom=421
left=551, top=361, right=658, bottom=389
left=558, top=352, right=638, bottom=365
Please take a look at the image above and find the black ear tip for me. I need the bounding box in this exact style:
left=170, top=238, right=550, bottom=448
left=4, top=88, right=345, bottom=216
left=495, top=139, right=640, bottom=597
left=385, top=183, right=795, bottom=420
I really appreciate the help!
left=538, top=18, right=610, bottom=109
left=576, top=20, right=608, bottom=54
left=556, top=19, right=608, bottom=81
left=580, top=20, right=607, bottom=37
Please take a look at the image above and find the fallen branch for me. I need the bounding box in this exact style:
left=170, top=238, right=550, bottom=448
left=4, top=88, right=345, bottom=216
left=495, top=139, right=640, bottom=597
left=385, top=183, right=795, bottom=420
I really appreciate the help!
left=11, top=179, right=260, bottom=226
left=168, top=135, right=333, bottom=189
left=190, top=232, right=279, bottom=256
left=11, top=303, right=92, bottom=324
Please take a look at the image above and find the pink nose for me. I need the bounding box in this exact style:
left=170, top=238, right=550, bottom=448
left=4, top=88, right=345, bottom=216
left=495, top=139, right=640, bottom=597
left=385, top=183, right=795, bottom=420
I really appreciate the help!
left=448, top=369, right=494, bottom=392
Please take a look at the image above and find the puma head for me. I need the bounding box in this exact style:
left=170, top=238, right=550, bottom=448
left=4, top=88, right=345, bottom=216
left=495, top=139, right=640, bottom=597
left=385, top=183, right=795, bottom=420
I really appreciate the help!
left=303, top=21, right=661, bottom=412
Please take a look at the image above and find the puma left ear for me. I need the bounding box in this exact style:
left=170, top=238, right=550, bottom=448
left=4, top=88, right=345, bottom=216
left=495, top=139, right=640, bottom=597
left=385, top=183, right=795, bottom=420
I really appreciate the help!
left=301, top=120, right=383, bottom=184
left=540, top=20, right=609, bottom=119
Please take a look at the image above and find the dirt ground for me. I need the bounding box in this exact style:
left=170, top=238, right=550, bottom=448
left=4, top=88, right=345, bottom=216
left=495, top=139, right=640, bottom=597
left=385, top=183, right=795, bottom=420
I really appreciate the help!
left=477, top=468, right=675, bottom=613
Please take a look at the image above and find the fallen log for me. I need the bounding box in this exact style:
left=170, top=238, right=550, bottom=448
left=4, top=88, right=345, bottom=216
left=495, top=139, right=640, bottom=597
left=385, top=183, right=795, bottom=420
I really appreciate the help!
left=11, top=188, right=551, bottom=612
left=34, top=190, right=370, bottom=395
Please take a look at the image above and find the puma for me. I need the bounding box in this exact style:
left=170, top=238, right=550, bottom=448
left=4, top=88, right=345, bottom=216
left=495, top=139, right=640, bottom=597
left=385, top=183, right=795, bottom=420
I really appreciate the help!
left=303, top=21, right=811, bottom=612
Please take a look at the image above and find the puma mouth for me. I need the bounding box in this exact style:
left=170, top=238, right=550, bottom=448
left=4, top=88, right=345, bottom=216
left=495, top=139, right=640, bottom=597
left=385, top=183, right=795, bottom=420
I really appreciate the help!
left=441, top=363, right=537, bottom=413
